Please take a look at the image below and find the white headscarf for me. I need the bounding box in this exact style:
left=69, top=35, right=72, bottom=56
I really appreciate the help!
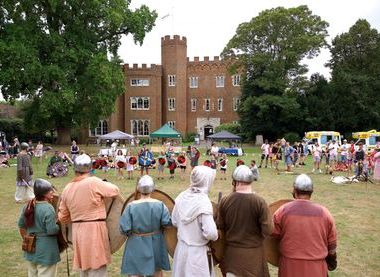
left=176, top=166, right=216, bottom=224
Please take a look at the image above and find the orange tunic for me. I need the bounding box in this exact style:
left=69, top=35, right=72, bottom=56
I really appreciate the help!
left=58, top=175, right=119, bottom=271
left=272, top=199, right=337, bottom=277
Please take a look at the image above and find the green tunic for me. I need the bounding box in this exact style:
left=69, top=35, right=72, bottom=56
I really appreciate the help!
left=120, top=200, right=171, bottom=275
left=18, top=201, right=61, bottom=265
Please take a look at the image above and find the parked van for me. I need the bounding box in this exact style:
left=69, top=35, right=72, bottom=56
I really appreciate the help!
left=352, top=130, right=380, bottom=151
left=304, top=131, right=342, bottom=152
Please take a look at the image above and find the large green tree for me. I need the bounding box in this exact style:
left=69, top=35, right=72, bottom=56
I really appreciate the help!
left=0, top=0, right=157, bottom=144
left=222, top=5, right=328, bottom=140
left=329, top=19, right=380, bottom=134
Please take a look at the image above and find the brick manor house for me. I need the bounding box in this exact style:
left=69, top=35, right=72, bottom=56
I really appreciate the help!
left=91, top=35, right=242, bottom=140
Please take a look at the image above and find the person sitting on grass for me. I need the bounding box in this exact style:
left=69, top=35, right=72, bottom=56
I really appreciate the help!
left=46, top=151, right=63, bottom=178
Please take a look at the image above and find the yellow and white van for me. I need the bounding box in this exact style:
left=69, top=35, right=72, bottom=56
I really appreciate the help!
left=352, top=130, right=380, bottom=151
left=304, top=131, right=341, bottom=152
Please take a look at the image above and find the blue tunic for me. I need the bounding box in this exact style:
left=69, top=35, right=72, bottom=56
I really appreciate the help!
left=18, top=201, right=61, bottom=265
left=120, top=200, right=171, bottom=275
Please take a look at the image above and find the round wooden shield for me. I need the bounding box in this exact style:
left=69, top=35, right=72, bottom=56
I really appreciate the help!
left=58, top=193, right=127, bottom=254
left=264, top=199, right=293, bottom=266
left=123, top=189, right=177, bottom=257
left=209, top=201, right=224, bottom=265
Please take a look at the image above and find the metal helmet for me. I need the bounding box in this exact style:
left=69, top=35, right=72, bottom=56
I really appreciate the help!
left=34, top=178, right=53, bottom=199
left=21, top=142, right=29, bottom=150
left=137, top=175, right=155, bottom=194
left=232, top=165, right=254, bottom=184
left=74, top=154, right=92, bottom=173
left=294, top=174, right=313, bottom=192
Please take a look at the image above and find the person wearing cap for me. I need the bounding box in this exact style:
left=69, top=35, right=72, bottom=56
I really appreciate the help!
left=272, top=174, right=338, bottom=277
left=171, top=166, right=218, bottom=277
left=119, top=175, right=171, bottom=276
left=217, top=165, right=272, bottom=277
left=15, top=142, right=34, bottom=203
left=58, top=154, right=120, bottom=277
left=18, top=179, right=61, bottom=276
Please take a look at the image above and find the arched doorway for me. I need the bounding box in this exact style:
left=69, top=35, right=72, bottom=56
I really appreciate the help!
left=204, top=125, right=214, bottom=139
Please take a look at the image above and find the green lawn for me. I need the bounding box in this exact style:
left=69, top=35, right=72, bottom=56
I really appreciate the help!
left=0, top=145, right=379, bottom=276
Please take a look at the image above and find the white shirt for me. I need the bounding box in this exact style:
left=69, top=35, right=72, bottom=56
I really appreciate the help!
left=261, top=143, right=269, bottom=155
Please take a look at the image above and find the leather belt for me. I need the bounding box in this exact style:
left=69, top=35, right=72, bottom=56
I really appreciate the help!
left=132, top=230, right=160, bottom=237
left=72, top=219, right=106, bottom=223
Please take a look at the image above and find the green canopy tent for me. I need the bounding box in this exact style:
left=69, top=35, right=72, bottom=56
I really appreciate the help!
left=149, top=124, right=182, bottom=143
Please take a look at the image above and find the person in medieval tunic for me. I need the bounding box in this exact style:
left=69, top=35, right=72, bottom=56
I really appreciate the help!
left=15, top=142, right=34, bottom=203
left=272, top=174, right=338, bottom=277
left=18, top=179, right=61, bottom=277
left=217, top=165, right=272, bottom=277
left=58, top=154, right=120, bottom=277
left=171, top=166, right=218, bottom=277
left=119, top=175, right=171, bottom=276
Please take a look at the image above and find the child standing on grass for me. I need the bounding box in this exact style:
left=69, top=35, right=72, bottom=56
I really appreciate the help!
left=178, top=151, right=187, bottom=180
left=125, top=151, right=134, bottom=180
left=210, top=154, right=217, bottom=170
left=219, top=154, right=228, bottom=180
left=167, top=154, right=177, bottom=179
left=115, top=149, right=126, bottom=180
left=157, top=151, right=166, bottom=180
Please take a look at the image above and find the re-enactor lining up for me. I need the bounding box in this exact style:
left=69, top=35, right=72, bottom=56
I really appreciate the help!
left=18, top=153, right=338, bottom=277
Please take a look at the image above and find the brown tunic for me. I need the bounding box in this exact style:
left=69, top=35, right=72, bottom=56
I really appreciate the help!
left=17, top=153, right=33, bottom=182
left=217, top=192, right=272, bottom=277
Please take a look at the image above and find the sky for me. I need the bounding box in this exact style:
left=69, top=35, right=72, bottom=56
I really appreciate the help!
left=119, top=0, right=380, bottom=78
left=1, top=0, right=380, bottom=101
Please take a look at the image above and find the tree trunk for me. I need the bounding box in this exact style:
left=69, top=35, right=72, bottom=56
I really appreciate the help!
left=56, top=127, right=72, bottom=145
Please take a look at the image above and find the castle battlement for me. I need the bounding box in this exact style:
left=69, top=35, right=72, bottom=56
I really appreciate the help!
left=161, top=35, right=187, bottom=46
left=187, top=56, right=221, bottom=63
left=123, top=63, right=162, bottom=71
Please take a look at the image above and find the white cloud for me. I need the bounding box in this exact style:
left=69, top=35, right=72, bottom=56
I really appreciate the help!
left=119, top=0, right=380, bottom=78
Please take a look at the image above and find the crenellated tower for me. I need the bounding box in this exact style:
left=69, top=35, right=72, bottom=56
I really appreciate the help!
left=161, top=35, right=188, bottom=134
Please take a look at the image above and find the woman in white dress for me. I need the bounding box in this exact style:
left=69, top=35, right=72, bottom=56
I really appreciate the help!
left=34, top=141, right=44, bottom=163
left=171, top=166, right=218, bottom=277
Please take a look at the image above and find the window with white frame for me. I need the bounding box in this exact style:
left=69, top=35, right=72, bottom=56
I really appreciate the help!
left=167, top=121, right=175, bottom=129
left=131, top=120, right=150, bottom=136
left=217, top=98, right=223, bottom=111
left=232, top=121, right=239, bottom=125
left=232, top=75, right=241, bottom=86
left=130, top=97, right=150, bottom=110
left=89, top=120, right=108, bottom=137
left=204, top=98, right=211, bottom=112
left=216, top=76, right=225, bottom=87
left=168, top=98, right=176, bottom=111
left=191, top=98, right=197, bottom=112
left=130, top=79, right=149, bottom=86
left=189, top=77, right=199, bottom=88
left=233, top=97, right=241, bottom=111
left=168, top=75, right=176, bottom=87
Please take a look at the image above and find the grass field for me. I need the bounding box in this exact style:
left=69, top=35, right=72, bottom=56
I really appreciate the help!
left=0, top=145, right=379, bottom=276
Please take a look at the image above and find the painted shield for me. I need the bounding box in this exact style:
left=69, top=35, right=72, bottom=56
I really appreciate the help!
left=209, top=201, right=224, bottom=265
left=58, top=193, right=127, bottom=254
left=123, top=189, right=177, bottom=257
left=264, top=199, right=293, bottom=266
